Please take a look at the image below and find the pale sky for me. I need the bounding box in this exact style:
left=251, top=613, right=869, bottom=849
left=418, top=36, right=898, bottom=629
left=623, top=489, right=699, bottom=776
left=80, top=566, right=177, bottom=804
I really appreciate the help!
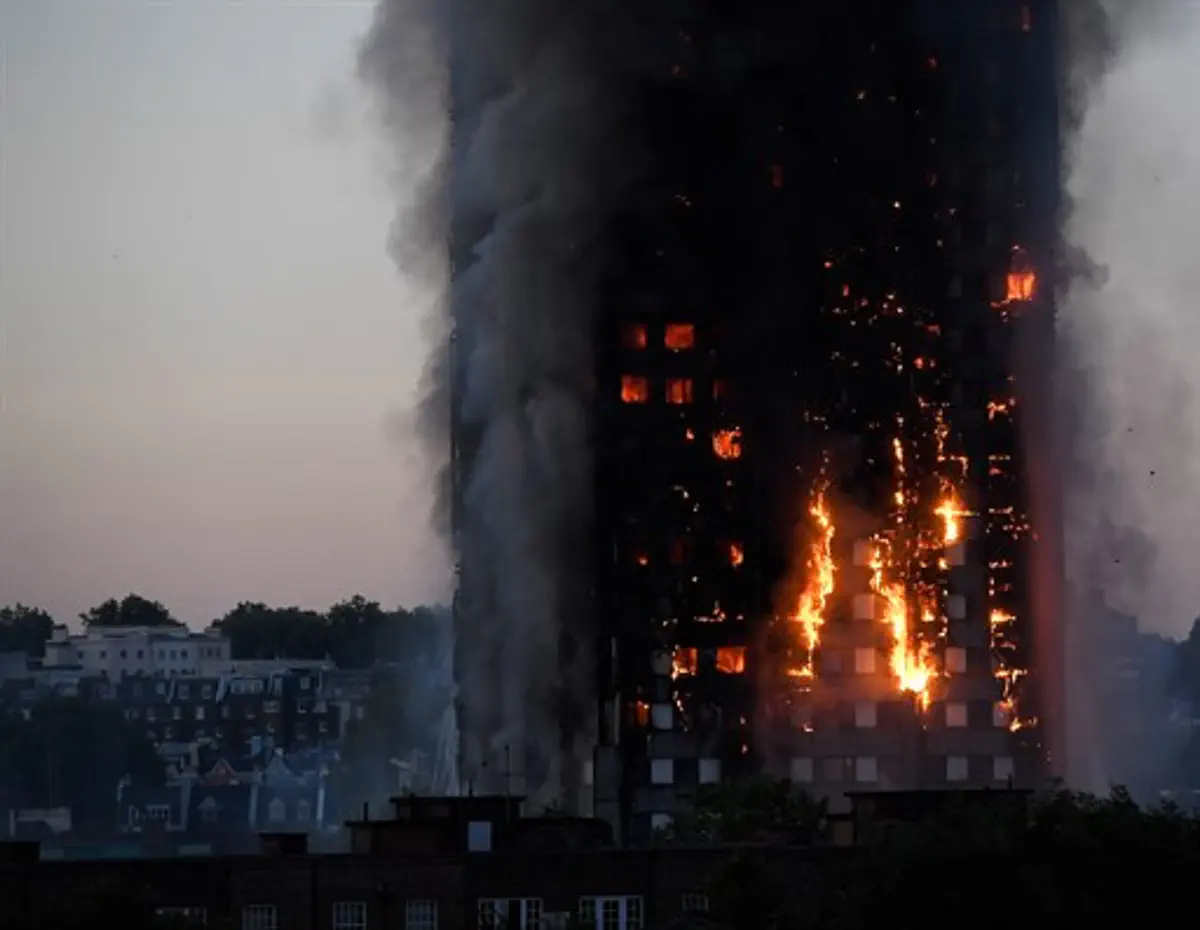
left=0, top=0, right=448, bottom=627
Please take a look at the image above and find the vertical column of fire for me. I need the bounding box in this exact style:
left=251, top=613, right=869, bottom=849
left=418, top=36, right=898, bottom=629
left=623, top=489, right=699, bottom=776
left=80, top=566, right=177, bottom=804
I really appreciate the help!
left=987, top=246, right=1039, bottom=731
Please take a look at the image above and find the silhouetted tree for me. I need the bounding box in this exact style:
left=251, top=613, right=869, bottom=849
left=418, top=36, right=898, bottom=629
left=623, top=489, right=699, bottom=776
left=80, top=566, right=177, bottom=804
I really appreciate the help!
left=657, top=776, right=827, bottom=845
left=0, top=604, right=55, bottom=657
left=80, top=594, right=180, bottom=629
left=0, top=696, right=162, bottom=828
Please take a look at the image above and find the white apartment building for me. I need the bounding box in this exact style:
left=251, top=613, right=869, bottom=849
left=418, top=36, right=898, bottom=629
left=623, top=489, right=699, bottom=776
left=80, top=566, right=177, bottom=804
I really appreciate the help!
left=42, top=625, right=232, bottom=679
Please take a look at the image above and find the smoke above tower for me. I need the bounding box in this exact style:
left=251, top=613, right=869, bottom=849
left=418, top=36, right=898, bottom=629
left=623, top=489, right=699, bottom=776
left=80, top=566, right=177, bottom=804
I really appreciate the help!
left=1061, top=1, right=1200, bottom=789
left=359, top=0, right=646, bottom=804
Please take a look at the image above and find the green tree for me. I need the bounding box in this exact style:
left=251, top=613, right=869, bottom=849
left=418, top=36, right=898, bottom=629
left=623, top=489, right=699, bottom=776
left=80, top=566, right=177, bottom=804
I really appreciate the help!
left=212, top=602, right=327, bottom=659
left=80, top=594, right=180, bottom=629
left=327, top=595, right=387, bottom=668
left=0, top=604, right=55, bottom=657
left=658, top=776, right=827, bottom=845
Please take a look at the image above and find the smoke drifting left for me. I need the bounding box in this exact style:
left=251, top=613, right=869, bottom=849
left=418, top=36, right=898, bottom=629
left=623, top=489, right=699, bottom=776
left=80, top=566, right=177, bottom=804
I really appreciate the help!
left=359, top=0, right=651, bottom=804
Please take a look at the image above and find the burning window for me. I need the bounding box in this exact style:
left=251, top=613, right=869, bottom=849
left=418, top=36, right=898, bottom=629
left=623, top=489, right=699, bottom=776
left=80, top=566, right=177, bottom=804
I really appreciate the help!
left=633, top=701, right=650, bottom=727
left=727, top=541, right=744, bottom=567
left=1005, top=247, right=1036, bottom=302
left=715, top=647, right=746, bottom=674
left=621, top=375, right=650, bottom=403
left=712, top=428, right=742, bottom=459
left=673, top=647, right=698, bottom=677
left=622, top=322, right=648, bottom=350
left=634, top=550, right=650, bottom=567
left=665, top=378, right=694, bottom=404
left=664, top=323, right=695, bottom=350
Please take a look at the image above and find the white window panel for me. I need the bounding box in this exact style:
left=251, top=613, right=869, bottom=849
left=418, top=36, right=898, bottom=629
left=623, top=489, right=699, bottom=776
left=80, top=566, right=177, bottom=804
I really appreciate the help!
left=946, top=595, right=967, bottom=620
left=579, top=897, right=644, bottom=930
left=333, top=902, right=367, bottom=930
left=946, top=541, right=967, bottom=567
left=479, top=899, right=542, bottom=930
left=698, top=758, right=721, bottom=784
left=852, top=540, right=874, bottom=566
left=651, top=703, right=673, bottom=730
left=650, top=758, right=674, bottom=785
left=946, top=756, right=969, bottom=782
left=992, top=702, right=1012, bottom=729
left=790, top=757, right=814, bottom=783
left=650, top=813, right=673, bottom=832
left=854, top=648, right=877, bottom=675
left=852, top=594, right=876, bottom=621
left=406, top=900, right=438, bottom=930
left=854, top=756, right=878, bottom=783
left=994, top=756, right=1015, bottom=782
left=945, top=646, right=967, bottom=674
left=945, top=702, right=968, bottom=728
left=855, top=701, right=877, bottom=728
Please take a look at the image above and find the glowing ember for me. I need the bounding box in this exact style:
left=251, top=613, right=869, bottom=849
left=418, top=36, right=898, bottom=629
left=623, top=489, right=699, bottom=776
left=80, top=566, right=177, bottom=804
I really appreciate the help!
left=788, top=487, right=835, bottom=682
left=728, top=541, right=745, bottom=567
left=712, top=428, right=743, bottom=459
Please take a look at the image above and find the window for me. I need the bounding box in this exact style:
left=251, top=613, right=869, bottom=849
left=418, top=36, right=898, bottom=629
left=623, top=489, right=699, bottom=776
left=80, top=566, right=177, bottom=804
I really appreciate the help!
left=296, top=800, right=311, bottom=822
left=120, top=650, right=128, bottom=660
left=333, top=902, right=368, bottom=930
left=622, top=322, right=648, bottom=350
left=822, top=757, right=845, bottom=782
left=147, top=804, right=170, bottom=820
left=202, top=684, right=214, bottom=699
left=241, top=904, right=278, bottom=930
left=651, top=703, right=672, bottom=730
left=790, top=757, right=814, bottom=783
left=620, top=375, right=649, bottom=403
left=715, top=646, right=745, bottom=674
left=854, top=701, right=877, bottom=728
left=698, top=758, right=721, bottom=784
left=650, top=759, right=674, bottom=785
left=157, top=907, right=206, bottom=927
left=179, top=684, right=190, bottom=699
left=854, top=648, right=876, bottom=675
left=196, top=706, right=206, bottom=720
left=467, top=820, right=493, bottom=852
left=406, top=900, right=438, bottom=930
left=994, top=756, right=1015, bottom=782
left=681, top=893, right=709, bottom=915
left=946, top=756, right=969, bottom=782
left=854, top=756, right=878, bottom=783
left=665, top=378, right=694, bottom=404
left=945, top=646, right=967, bottom=674
left=992, top=701, right=1012, bottom=728
left=479, top=899, right=542, bottom=930
left=268, top=797, right=286, bottom=823
left=664, top=323, right=695, bottom=350
left=945, top=701, right=968, bottom=728
left=946, top=595, right=967, bottom=620
left=579, top=897, right=643, bottom=930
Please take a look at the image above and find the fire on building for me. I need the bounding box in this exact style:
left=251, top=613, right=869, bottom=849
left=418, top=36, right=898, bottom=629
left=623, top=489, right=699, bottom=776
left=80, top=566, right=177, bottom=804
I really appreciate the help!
left=590, top=0, right=1061, bottom=841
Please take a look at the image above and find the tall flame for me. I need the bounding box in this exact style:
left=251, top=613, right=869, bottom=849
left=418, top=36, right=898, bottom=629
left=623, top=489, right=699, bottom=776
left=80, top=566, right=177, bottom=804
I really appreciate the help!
left=869, top=541, right=935, bottom=702
left=789, top=487, right=836, bottom=682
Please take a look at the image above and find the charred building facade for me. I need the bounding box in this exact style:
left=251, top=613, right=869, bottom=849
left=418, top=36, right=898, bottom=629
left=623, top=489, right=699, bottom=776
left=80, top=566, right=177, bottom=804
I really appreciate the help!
left=448, top=0, right=1062, bottom=840
left=591, top=0, right=1062, bottom=841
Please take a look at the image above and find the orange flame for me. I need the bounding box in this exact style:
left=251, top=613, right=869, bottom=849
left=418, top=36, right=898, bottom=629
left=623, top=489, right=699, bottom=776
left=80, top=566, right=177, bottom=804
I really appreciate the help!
left=788, top=487, right=836, bottom=682
left=870, top=542, right=935, bottom=703
left=728, top=542, right=745, bottom=567
left=712, top=428, right=742, bottom=459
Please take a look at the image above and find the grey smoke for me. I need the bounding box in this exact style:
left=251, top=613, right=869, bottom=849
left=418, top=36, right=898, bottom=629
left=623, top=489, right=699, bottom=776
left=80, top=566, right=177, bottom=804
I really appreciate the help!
left=1061, top=0, right=1200, bottom=791
left=359, top=0, right=643, bottom=804
left=1062, top=0, right=1200, bottom=636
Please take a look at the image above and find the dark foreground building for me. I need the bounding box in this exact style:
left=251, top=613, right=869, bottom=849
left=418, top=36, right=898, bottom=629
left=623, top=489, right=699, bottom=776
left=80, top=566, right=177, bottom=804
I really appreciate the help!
left=450, top=0, right=1062, bottom=840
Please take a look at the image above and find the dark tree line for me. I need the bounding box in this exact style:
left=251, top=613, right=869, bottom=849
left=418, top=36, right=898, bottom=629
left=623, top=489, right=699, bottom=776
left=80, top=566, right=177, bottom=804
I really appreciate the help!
left=1, top=594, right=449, bottom=670
left=669, top=778, right=1200, bottom=930
left=0, top=697, right=162, bottom=829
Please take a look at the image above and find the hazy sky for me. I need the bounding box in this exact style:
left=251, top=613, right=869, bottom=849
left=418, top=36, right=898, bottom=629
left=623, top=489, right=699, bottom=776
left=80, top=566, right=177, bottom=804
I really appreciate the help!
left=0, top=0, right=448, bottom=626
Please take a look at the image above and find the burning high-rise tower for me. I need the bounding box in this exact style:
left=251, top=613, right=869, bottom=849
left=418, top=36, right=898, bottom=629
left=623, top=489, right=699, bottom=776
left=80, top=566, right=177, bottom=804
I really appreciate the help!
left=431, top=0, right=1063, bottom=839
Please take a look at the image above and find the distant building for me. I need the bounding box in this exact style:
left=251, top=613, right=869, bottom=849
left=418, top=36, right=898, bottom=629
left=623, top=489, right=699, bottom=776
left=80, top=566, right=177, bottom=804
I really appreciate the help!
left=42, top=625, right=231, bottom=679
